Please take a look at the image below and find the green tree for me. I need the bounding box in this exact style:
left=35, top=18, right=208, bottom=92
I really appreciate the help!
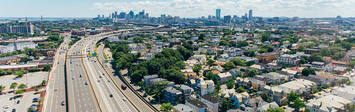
left=221, top=98, right=231, bottom=112
left=15, top=90, right=24, bottom=94
left=272, top=68, right=277, bottom=72
left=214, top=56, right=218, bottom=60
left=19, top=57, right=31, bottom=63
left=243, top=50, right=256, bottom=57
left=41, top=80, right=46, bottom=86
left=308, top=53, right=325, bottom=62
left=207, top=59, right=215, bottom=66
left=14, top=71, right=24, bottom=77
left=160, top=102, right=173, bottom=112
left=245, top=61, right=255, bottom=66
left=305, top=109, right=311, bottom=112
left=144, top=86, right=150, bottom=94
left=320, top=48, right=331, bottom=56
left=265, top=107, right=285, bottom=112
left=10, top=83, right=17, bottom=93
left=0, top=85, right=5, bottom=92
left=261, top=33, right=270, bottom=42
left=247, top=69, right=259, bottom=77
left=237, top=41, right=249, bottom=48
left=298, top=44, right=305, bottom=52
left=0, top=69, right=5, bottom=76
left=17, top=83, right=27, bottom=89
left=42, top=64, right=51, bottom=71
left=23, top=47, right=35, bottom=56
left=282, top=101, right=288, bottom=106
left=292, top=98, right=305, bottom=111
left=344, top=103, right=355, bottom=112
left=287, top=91, right=298, bottom=102
left=226, top=78, right=234, bottom=89
left=193, top=64, right=202, bottom=74
left=302, top=68, right=316, bottom=76
left=219, top=40, right=228, bottom=46
left=137, top=81, right=144, bottom=89
left=230, top=58, right=246, bottom=66
left=236, top=86, right=247, bottom=93
left=260, top=92, right=271, bottom=103
left=198, top=33, right=205, bottom=41
left=223, top=62, right=236, bottom=71
left=175, top=61, right=186, bottom=69
left=229, top=41, right=237, bottom=47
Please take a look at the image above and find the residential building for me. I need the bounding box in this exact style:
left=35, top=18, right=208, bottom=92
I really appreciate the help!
left=0, top=56, right=21, bottom=64
left=277, top=54, right=301, bottom=66
left=236, top=77, right=265, bottom=91
left=186, top=99, right=206, bottom=112
left=311, top=62, right=325, bottom=70
left=143, top=74, right=158, bottom=87
left=332, top=66, right=346, bottom=74
left=0, top=24, right=35, bottom=35
left=305, top=48, right=320, bottom=54
left=306, top=95, right=350, bottom=112
left=200, top=95, right=219, bottom=112
left=173, top=104, right=193, bottom=112
left=256, top=102, right=279, bottom=112
left=278, top=79, right=317, bottom=94
left=256, top=53, right=276, bottom=63
left=164, top=86, right=183, bottom=105
left=324, top=63, right=336, bottom=72
left=259, top=72, right=288, bottom=85
left=240, top=97, right=264, bottom=112
left=196, top=78, right=215, bottom=96
left=263, top=85, right=287, bottom=106
left=0, top=44, right=15, bottom=54
left=15, top=42, right=35, bottom=51
left=174, top=85, right=194, bottom=103
left=331, top=86, right=355, bottom=101
left=217, top=72, right=232, bottom=84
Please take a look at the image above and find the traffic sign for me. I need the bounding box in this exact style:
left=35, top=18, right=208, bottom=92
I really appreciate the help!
left=88, top=54, right=92, bottom=56
left=92, top=52, right=97, bottom=56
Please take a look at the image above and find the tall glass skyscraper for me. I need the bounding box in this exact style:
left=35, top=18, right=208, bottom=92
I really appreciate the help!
left=249, top=9, right=253, bottom=20
left=216, top=9, right=221, bottom=20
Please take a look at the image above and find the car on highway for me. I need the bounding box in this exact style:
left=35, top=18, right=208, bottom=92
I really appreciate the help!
left=58, top=62, right=59, bottom=64
left=98, top=80, right=100, bottom=82
left=12, top=109, right=16, bottom=112
left=16, top=100, right=20, bottom=104
left=85, top=82, right=88, bottom=85
left=61, top=101, right=65, bottom=106
left=110, top=94, right=113, bottom=97
left=9, top=97, right=12, bottom=100
left=102, top=73, right=105, bottom=75
left=123, top=97, right=127, bottom=101
left=99, top=76, right=102, bottom=78
left=121, top=84, right=127, bottom=89
left=79, top=75, right=82, bottom=77
left=5, top=104, right=9, bottom=109
left=72, top=76, right=74, bottom=80
left=108, top=80, right=110, bottom=82
left=94, top=60, right=96, bottom=62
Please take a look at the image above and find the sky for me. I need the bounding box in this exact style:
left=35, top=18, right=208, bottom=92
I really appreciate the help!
left=0, top=0, right=354, bottom=18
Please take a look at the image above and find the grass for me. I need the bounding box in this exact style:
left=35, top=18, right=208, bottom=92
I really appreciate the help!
left=103, top=52, right=108, bottom=59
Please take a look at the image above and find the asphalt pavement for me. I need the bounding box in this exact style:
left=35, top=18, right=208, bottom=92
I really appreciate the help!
left=45, top=37, right=69, bottom=112
left=83, top=37, right=137, bottom=112
left=67, top=37, right=100, bottom=112
left=97, top=45, right=155, bottom=112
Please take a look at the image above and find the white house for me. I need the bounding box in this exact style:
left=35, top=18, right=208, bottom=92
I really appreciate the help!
left=200, top=95, right=219, bottom=112
left=196, top=78, right=215, bottom=96
left=324, top=63, right=336, bottom=72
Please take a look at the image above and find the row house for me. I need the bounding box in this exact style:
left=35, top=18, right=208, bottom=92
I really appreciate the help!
left=235, top=77, right=265, bottom=91
left=196, top=78, right=215, bottom=96
left=217, top=72, right=232, bottom=84
left=174, top=85, right=194, bottom=103
left=311, top=62, right=325, bottom=70
left=200, top=95, right=219, bottom=112
left=277, top=54, right=301, bottom=66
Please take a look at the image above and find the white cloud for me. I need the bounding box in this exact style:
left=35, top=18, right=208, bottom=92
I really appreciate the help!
left=91, top=0, right=355, bottom=18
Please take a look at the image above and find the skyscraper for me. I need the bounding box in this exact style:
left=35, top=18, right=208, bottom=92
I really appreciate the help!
left=129, top=11, right=134, bottom=19
left=249, top=9, right=253, bottom=20
left=216, top=9, right=221, bottom=20
left=224, top=15, right=231, bottom=23
left=112, top=13, right=114, bottom=19
left=41, top=15, right=43, bottom=21
left=115, top=11, right=118, bottom=18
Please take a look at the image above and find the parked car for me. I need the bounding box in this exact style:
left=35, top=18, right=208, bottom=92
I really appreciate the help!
left=17, top=100, right=20, bottom=104
left=61, top=101, right=65, bottom=106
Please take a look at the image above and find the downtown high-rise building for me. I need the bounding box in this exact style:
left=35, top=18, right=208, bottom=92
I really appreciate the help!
left=249, top=9, right=253, bottom=20
left=216, top=9, right=221, bottom=20
left=115, top=11, right=118, bottom=18
left=129, top=11, right=134, bottom=19
left=138, top=10, right=145, bottom=20
left=112, top=13, right=114, bottom=19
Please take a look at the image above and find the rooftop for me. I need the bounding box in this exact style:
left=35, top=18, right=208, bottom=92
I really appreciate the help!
left=186, top=99, right=206, bottom=108
left=201, top=95, right=218, bottom=103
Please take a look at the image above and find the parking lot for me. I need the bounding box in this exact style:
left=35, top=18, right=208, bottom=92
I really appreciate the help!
left=0, top=72, right=48, bottom=92
left=0, top=90, right=40, bottom=112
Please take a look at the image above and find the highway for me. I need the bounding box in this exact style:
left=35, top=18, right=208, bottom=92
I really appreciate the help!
left=67, top=37, right=100, bottom=112
left=45, top=36, right=69, bottom=112
left=83, top=37, right=137, bottom=112
left=97, top=44, right=155, bottom=112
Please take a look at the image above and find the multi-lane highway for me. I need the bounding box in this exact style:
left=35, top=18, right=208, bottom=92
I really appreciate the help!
left=45, top=36, right=69, bottom=112
left=67, top=37, right=100, bottom=112
left=97, top=43, right=155, bottom=112
left=83, top=37, right=137, bottom=112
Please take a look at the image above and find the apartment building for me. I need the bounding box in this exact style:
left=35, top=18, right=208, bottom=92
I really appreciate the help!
left=200, top=95, right=219, bottom=112
left=164, top=86, right=182, bottom=105
left=277, top=54, right=301, bottom=66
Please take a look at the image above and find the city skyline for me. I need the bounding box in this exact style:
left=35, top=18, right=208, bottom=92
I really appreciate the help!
left=0, top=0, right=354, bottom=18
